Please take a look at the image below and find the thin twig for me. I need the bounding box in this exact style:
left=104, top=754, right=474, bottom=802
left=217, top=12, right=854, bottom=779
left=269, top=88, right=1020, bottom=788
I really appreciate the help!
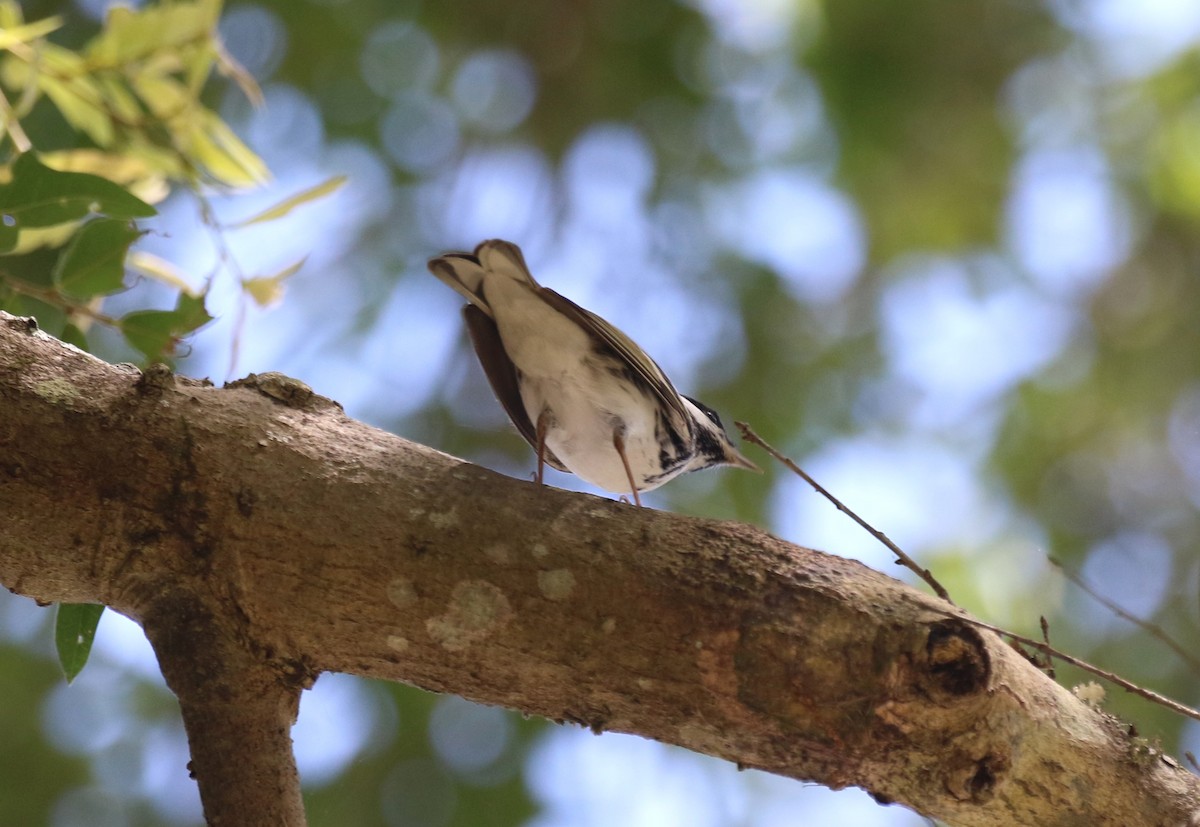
left=190, top=190, right=250, bottom=380
left=736, top=422, right=954, bottom=604
left=1050, top=557, right=1200, bottom=676
left=736, top=420, right=1200, bottom=725
left=939, top=610, right=1200, bottom=723
left=1040, top=615, right=1055, bottom=679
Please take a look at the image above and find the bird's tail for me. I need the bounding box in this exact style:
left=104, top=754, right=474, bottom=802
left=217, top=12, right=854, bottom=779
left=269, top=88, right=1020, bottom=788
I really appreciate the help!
left=427, top=239, right=538, bottom=318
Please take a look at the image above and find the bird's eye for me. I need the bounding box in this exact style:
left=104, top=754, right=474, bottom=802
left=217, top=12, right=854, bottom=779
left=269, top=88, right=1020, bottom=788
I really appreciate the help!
left=684, top=395, right=723, bottom=428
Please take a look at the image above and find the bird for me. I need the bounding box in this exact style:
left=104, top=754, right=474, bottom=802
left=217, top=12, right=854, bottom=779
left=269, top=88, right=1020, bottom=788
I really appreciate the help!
left=427, top=239, right=760, bottom=506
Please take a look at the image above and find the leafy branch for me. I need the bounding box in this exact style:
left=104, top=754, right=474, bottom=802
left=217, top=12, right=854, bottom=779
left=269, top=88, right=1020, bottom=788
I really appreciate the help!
left=0, top=0, right=345, bottom=680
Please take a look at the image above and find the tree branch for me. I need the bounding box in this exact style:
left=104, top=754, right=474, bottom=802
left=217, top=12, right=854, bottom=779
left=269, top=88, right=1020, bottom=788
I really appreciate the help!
left=1, top=311, right=1198, bottom=827
left=144, top=587, right=307, bottom=825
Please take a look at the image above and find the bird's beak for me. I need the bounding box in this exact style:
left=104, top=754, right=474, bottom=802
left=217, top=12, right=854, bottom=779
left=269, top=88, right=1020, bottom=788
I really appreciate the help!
left=726, top=446, right=762, bottom=473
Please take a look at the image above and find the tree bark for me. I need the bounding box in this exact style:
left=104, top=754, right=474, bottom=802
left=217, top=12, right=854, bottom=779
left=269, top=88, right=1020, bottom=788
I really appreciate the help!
left=1, top=311, right=1197, bottom=827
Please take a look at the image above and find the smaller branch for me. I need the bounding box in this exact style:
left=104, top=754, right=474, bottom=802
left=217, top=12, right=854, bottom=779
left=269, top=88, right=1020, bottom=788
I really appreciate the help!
left=1050, top=557, right=1200, bottom=676
left=0, top=275, right=122, bottom=327
left=735, top=422, right=1200, bottom=726
left=1039, top=615, right=1055, bottom=680
left=188, top=189, right=252, bottom=380
left=141, top=589, right=309, bottom=826
left=736, top=422, right=954, bottom=603
left=944, top=612, right=1200, bottom=723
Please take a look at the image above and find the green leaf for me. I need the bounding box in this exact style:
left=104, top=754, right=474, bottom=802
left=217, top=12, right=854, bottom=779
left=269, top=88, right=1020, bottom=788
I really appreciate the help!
left=172, top=291, right=213, bottom=330
left=0, top=153, right=156, bottom=252
left=229, top=176, right=346, bottom=229
left=120, top=310, right=177, bottom=358
left=53, top=218, right=142, bottom=299
left=61, top=321, right=89, bottom=351
left=120, top=291, right=213, bottom=360
left=0, top=216, right=14, bottom=253
left=55, top=603, right=105, bottom=683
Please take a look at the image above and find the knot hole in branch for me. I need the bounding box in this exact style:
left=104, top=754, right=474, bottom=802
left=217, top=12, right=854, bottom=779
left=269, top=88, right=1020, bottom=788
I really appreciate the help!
left=925, top=619, right=990, bottom=698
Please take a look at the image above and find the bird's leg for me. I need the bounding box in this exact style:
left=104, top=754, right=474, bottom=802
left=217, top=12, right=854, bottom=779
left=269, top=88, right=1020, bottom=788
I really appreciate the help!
left=612, top=430, right=642, bottom=507
left=535, top=409, right=550, bottom=486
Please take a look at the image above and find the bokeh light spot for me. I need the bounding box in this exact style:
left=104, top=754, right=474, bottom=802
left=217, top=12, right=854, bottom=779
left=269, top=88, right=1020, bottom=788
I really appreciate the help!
left=1005, top=147, right=1133, bottom=295
left=360, top=21, right=441, bottom=99
left=1076, top=531, right=1172, bottom=636
left=428, top=695, right=513, bottom=776
left=451, top=50, right=537, bottom=134
left=709, top=169, right=864, bottom=304
left=219, top=4, right=287, bottom=81
left=380, top=93, right=460, bottom=173
left=294, top=675, right=388, bottom=786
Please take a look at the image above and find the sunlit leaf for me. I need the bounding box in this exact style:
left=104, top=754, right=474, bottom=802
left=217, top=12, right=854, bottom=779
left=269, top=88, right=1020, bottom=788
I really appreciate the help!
left=128, top=68, right=190, bottom=120
left=125, top=136, right=188, bottom=181
left=15, top=37, right=85, bottom=76
left=0, top=14, right=61, bottom=49
left=55, top=603, right=105, bottom=684
left=53, top=218, right=142, bottom=299
left=6, top=222, right=79, bottom=254
left=127, top=250, right=197, bottom=295
left=0, top=0, right=25, bottom=28
left=41, top=149, right=171, bottom=206
left=86, top=0, right=221, bottom=69
left=183, top=40, right=218, bottom=97
left=0, top=153, right=155, bottom=252
left=190, top=109, right=269, bottom=187
left=95, top=74, right=145, bottom=125
left=243, top=256, right=307, bottom=308
left=39, top=74, right=114, bottom=147
left=229, top=177, right=346, bottom=229
left=120, top=291, right=212, bottom=360
left=12, top=41, right=103, bottom=132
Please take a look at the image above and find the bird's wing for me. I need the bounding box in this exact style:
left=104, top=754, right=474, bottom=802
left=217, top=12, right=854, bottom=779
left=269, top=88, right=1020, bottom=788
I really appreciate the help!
left=537, top=287, right=693, bottom=444
left=476, top=240, right=693, bottom=444
left=431, top=237, right=690, bottom=455
left=463, top=304, right=569, bottom=472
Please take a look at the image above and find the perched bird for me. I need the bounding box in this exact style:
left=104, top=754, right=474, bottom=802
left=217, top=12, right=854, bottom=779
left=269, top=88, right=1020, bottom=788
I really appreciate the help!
left=428, top=239, right=758, bottom=505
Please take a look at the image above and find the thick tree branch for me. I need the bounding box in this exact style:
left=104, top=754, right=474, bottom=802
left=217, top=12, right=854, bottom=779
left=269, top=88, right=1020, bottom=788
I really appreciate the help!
left=1, top=311, right=1198, bottom=827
